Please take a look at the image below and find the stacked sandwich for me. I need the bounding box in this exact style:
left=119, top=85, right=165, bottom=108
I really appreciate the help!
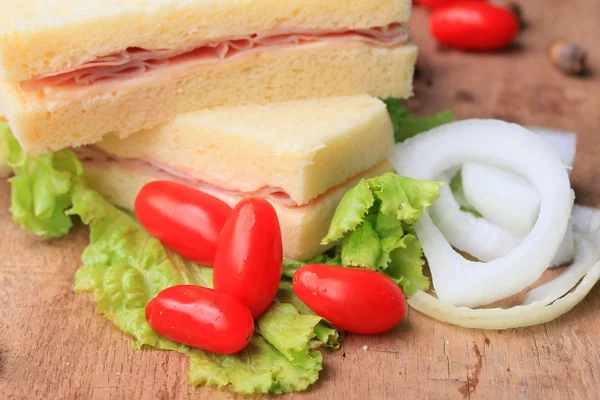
left=0, top=0, right=417, bottom=260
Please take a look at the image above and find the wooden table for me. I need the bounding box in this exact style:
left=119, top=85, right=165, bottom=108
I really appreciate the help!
left=2, top=2, right=600, bottom=399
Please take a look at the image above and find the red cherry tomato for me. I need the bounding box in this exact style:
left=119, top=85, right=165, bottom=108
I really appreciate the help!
left=414, top=0, right=485, bottom=10
left=134, top=181, right=232, bottom=266
left=213, top=198, right=283, bottom=318
left=430, top=2, right=519, bottom=51
left=292, top=265, right=407, bottom=335
left=145, top=285, right=254, bottom=354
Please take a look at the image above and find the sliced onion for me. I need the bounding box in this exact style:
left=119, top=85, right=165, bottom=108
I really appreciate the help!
left=523, top=232, right=598, bottom=305
left=407, top=206, right=600, bottom=329
left=572, top=205, right=600, bottom=244
left=456, top=127, right=576, bottom=254
left=392, top=120, right=573, bottom=307
left=430, top=183, right=523, bottom=261
left=551, top=223, right=575, bottom=267
left=460, top=125, right=576, bottom=236
left=528, top=126, right=577, bottom=171
left=408, top=258, right=600, bottom=329
left=447, top=166, right=575, bottom=266
left=461, top=163, right=539, bottom=236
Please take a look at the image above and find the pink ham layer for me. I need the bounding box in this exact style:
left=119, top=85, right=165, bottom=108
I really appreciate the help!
left=20, top=24, right=408, bottom=94
left=75, top=146, right=304, bottom=208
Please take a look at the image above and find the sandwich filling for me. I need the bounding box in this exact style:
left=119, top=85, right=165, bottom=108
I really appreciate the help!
left=20, top=24, right=409, bottom=96
left=74, top=146, right=388, bottom=209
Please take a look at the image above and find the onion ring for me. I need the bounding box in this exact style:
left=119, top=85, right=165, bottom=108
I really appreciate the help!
left=407, top=206, right=600, bottom=329
left=461, top=162, right=539, bottom=236
left=392, top=120, right=573, bottom=307
left=435, top=170, right=575, bottom=267
left=528, top=126, right=577, bottom=171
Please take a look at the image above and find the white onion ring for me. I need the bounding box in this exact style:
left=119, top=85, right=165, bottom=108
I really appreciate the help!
left=453, top=126, right=576, bottom=261
left=572, top=205, right=600, bottom=244
left=550, top=223, right=575, bottom=267
left=459, top=125, right=576, bottom=235
left=434, top=173, right=575, bottom=267
left=528, top=126, right=577, bottom=171
left=407, top=206, right=600, bottom=329
left=430, top=182, right=523, bottom=261
left=523, top=232, right=598, bottom=305
left=461, top=163, right=539, bottom=236
left=392, top=120, right=573, bottom=307
left=408, top=262, right=600, bottom=329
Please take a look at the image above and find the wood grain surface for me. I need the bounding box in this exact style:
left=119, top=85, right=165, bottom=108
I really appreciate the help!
left=1, top=1, right=600, bottom=399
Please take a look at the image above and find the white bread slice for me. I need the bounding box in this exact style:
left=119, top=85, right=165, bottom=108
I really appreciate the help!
left=83, top=159, right=393, bottom=261
left=96, top=95, right=395, bottom=206
left=0, top=43, right=417, bottom=154
left=0, top=0, right=411, bottom=82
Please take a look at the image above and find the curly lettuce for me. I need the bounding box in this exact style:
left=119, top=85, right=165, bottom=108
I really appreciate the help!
left=0, top=122, right=82, bottom=238
left=1, top=126, right=339, bottom=395
left=383, top=98, right=455, bottom=143
left=1, top=112, right=444, bottom=392
left=321, top=173, right=442, bottom=296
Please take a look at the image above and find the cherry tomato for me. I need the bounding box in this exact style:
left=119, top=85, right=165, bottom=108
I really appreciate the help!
left=430, top=2, right=519, bottom=51
left=134, top=181, right=232, bottom=265
left=145, top=285, right=254, bottom=354
left=414, top=0, right=485, bottom=10
left=213, top=198, right=283, bottom=318
left=292, top=265, right=406, bottom=335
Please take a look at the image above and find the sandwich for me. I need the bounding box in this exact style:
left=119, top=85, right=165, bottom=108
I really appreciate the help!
left=73, top=95, right=395, bottom=260
left=0, top=0, right=417, bottom=154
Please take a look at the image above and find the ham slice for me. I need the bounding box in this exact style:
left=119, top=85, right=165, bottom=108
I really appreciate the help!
left=74, top=147, right=299, bottom=207
left=20, top=24, right=409, bottom=94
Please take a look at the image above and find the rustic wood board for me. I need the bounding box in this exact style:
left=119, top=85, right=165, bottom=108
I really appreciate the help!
left=1, top=2, right=600, bottom=399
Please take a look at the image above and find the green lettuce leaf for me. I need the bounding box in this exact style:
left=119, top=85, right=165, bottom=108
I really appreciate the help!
left=341, top=218, right=381, bottom=268
left=276, top=280, right=313, bottom=315
left=282, top=252, right=341, bottom=279
left=373, top=213, right=405, bottom=268
left=188, top=305, right=338, bottom=394
left=187, top=278, right=339, bottom=393
left=370, top=173, right=442, bottom=224
left=383, top=98, right=455, bottom=143
left=322, top=173, right=441, bottom=248
left=321, top=172, right=441, bottom=295
left=70, top=186, right=341, bottom=394
left=188, top=335, right=320, bottom=395
left=385, top=234, right=431, bottom=297
left=0, top=122, right=82, bottom=238
left=272, top=281, right=340, bottom=349
left=257, top=302, right=323, bottom=368
left=321, top=180, right=375, bottom=244
left=1, top=126, right=340, bottom=395
left=70, top=185, right=193, bottom=351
